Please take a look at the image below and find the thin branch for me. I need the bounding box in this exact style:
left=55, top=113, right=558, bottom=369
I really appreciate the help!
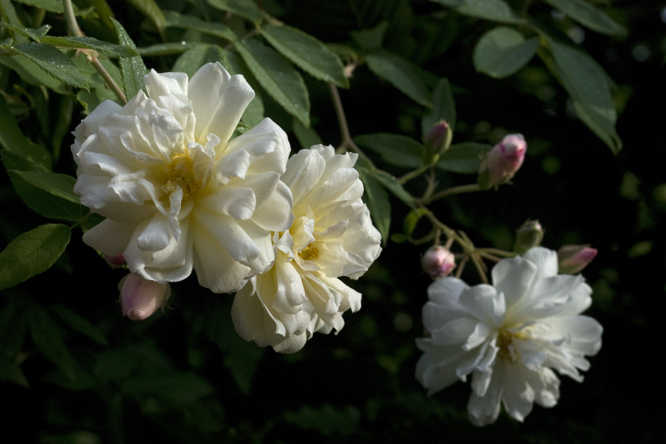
left=63, top=0, right=83, bottom=37
left=398, top=164, right=430, bottom=184
left=328, top=83, right=367, bottom=158
left=224, top=28, right=259, bottom=50
left=92, top=58, right=127, bottom=104
left=425, top=183, right=482, bottom=203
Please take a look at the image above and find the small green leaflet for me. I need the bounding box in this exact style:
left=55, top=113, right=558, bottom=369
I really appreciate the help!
left=473, top=27, right=539, bottom=78
left=40, top=36, right=138, bottom=58
left=1, top=23, right=52, bottom=41
left=236, top=39, right=310, bottom=127
left=112, top=18, right=148, bottom=101
left=542, top=0, right=625, bottom=36
left=0, top=224, right=71, bottom=291
left=365, top=51, right=432, bottom=108
left=137, top=42, right=201, bottom=56
left=10, top=170, right=80, bottom=204
left=262, top=24, right=348, bottom=88
left=0, top=42, right=87, bottom=88
left=126, top=0, right=167, bottom=40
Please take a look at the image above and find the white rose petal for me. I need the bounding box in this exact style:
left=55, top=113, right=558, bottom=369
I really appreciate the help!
left=415, top=247, right=603, bottom=426
left=232, top=145, right=382, bottom=353
left=72, top=62, right=293, bottom=293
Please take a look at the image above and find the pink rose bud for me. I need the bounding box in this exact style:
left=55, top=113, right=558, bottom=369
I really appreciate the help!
left=557, top=245, right=598, bottom=274
left=104, top=253, right=126, bottom=269
left=478, top=134, right=526, bottom=189
left=422, top=246, right=456, bottom=279
left=118, top=273, right=171, bottom=321
left=514, top=219, right=545, bottom=254
left=423, top=120, right=452, bottom=165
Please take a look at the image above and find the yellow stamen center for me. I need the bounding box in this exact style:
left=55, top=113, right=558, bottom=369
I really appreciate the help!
left=165, top=152, right=202, bottom=198
left=496, top=327, right=528, bottom=363
left=299, top=245, right=320, bottom=261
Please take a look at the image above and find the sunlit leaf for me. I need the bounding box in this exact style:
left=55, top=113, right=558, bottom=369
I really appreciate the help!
left=11, top=170, right=80, bottom=204
left=543, top=0, right=625, bottom=36
left=365, top=51, right=432, bottom=108
left=112, top=18, right=148, bottom=100
left=473, top=27, right=539, bottom=78
left=236, top=39, right=310, bottom=126
left=262, top=24, right=348, bottom=88
left=1, top=42, right=87, bottom=88
left=1, top=23, right=51, bottom=41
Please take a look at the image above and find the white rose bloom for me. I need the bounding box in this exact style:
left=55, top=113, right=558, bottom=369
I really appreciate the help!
left=415, top=247, right=602, bottom=426
left=72, top=62, right=293, bottom=293
left=232, top=145, right=382, bottom=353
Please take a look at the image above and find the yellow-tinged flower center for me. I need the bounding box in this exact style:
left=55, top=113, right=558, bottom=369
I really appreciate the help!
left=165, top=152, right=203, bottom=198
left=496, top=327, right=528, bottom=362
left=299, top=245, right=320, bottom=261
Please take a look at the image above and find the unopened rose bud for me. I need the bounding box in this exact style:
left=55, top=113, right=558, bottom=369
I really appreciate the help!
left=557, top=245, right=597, bottom=274
left=514, top=219, right=544, bottom=254
left=119, top=273, right=170, bottom=321
left=422, top=245, right=456, bottom=279
left=423, top=120, right=452, bottom=165
left=104, top=253, right=126, bottom=269
left=478, top=134, right=526, bottom=189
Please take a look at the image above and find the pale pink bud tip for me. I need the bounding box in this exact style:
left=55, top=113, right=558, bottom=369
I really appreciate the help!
left=422, top=246, right=456, bottom=279
left=104, top=253, right=126, bottom=268
left=557, top=245, right=598, bottom=274
left=479, top=134, right=527, bottom=188
left=119, top=273, right=171, bottom=321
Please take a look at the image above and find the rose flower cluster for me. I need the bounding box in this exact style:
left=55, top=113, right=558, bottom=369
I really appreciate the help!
left=71, top=62, right=381, bottom=353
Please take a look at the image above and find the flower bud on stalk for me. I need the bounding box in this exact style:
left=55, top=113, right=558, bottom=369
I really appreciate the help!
left=422, top=245, right=456, bottom=279
left=514, top=219, right=544, bottom=254
left=557, top=245, right=597, bottom=274
left=104, top=253, right=126, bottom=269
left=119, top=273, right=171, bottom=321
left=422, top=120, right=452, bottom=166
left=478, top=134, right=526, bottom=189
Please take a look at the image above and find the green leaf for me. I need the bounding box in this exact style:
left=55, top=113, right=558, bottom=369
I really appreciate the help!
left=0, top=95, right=51, bottom=171
left=422, top=78, right=456, bottom=138
left=137, top=41, right=202, bottom=56
left=436, top=142, right=492, bottom=173
left=547, top=40, right=621, bottom=153
left=236, top=39, right=310, bottom=126
left=51, top=305, right=108, bottom=346
left=448, top=0, right=525, bottom=24
left=0, top=224, right=71, bottom=291
left=356, top=159, right=390, bottom=246
left=173, top=44, right=225, bottom=78
left=542, top=0, right=625, bottom=36
left=163, top=10, right=237, bottom=41
left=365, top=51, right=432, bottom=108
left=8, top=171, right=83, bottom=221
left=292, top=118, right=322, bottom=150
left=10, top=0, right=64, bottom=12
left=2, top=42, right=87, bottom=88
left=372, top=171, right=417, bottom=211
left=0, top=357, right=29, bottom=387
left=262, top=24, right=348, bottom=88
left=285, top=405, right=360, bottom=436
left=207, top=0, right=263, bottom=24
left=350, top=21, right=389, bottom=51
left=403, top=208, right=430, bottom=237
left=40, top=36, right=137, bottom=58
left=218, top=49, right=265, bottom=127
left=473, top=27, right=539, bottom=78
left=355, top=133, right=423, bottom=169
left=77, top=87, right=118, bottom=114
left=126, top=0, right=167, bottom=39
left=112, top=18, right=148, bottom=100
left=1, top=23, right=51, bottom=41
left=28, top=304, right=78, bottom=379
left=10, top=170, right=80, bottom=204
left=430, top=0, right=464, bottom=6
left=0, top=51, right=67, bottom=92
